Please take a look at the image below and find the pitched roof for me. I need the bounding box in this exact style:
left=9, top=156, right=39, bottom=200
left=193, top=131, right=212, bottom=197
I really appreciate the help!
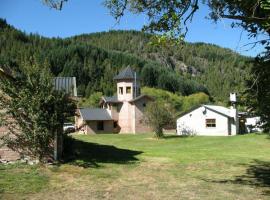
left=204, top=105, right=232, bottom=118
left=53, top=77, right=77, bottom=97
left=101, top=96, right=122, bottom=103
left=79, top=108, right=113, bottom=121
left=177, top=105, right=233, bottom=118
left=114, top=66, right=139, bottom=80
left=129, top=95, right=154, bottom=103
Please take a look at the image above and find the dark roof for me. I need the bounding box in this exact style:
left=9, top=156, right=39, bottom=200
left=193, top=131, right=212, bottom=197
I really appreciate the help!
left=129, top=95, right=154, bottom=103
left=114, top=66, right=139, bottom=80
left=53, top=77, right=77, bottom=97
left=79, top=108, right=113, bottom=121
left=101, top=96, right=122, bottom=103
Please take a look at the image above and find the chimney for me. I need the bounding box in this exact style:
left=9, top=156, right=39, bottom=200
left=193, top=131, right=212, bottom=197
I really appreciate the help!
left=229, top=92, right=239, bottom=134
left=230, top=92, right=237, bottom=108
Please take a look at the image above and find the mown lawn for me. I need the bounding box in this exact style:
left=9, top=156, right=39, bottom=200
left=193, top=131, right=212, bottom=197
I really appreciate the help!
left=1, top=133, right=270, bottom=200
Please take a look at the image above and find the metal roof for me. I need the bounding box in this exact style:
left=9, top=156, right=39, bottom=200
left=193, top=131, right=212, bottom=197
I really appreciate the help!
left=177, top=105, right=233, bottom=119
left=102, top=96, right=122, bottom=103
left=129, top=95, right=154, bottom=103
left=79, top=108, right=113, bottom=121
left=204, top=105, right=232, bottom=118
left=114, top=66, right=139, bottom=80
left=53, top=77, right=77, bottom=97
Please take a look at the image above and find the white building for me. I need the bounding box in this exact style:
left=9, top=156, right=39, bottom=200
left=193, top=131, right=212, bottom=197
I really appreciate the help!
left=245, top=116, right=263, bottom=133
left=176, top=105, right=239, bottom=136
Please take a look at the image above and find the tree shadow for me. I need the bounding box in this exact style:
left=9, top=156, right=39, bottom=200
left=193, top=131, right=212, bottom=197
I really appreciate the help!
left=63, top=138, right=143, bottom=168
left=163, top=135, right=192, bottom=139
left=202, top=160, right=270, bottom=195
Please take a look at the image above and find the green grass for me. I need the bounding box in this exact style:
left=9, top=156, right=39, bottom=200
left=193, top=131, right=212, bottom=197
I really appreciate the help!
left=1, top=133, right=270, bottom=200
left=0, top=163, right=49, bottom=199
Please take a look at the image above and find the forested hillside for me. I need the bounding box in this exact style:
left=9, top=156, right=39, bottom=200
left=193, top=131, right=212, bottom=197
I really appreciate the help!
left=0, top=19, right=252, bottom=103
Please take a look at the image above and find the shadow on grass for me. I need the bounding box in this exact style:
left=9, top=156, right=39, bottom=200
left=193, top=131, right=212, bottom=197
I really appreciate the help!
left=63, top=138, right=143, bottom=168
left=163, top=135, right=192, bottom=139
left=202, top=160, right=270, bottom=195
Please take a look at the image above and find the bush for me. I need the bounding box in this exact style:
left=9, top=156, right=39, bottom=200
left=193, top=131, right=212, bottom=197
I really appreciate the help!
left=144, top=101, right=175, bottom=138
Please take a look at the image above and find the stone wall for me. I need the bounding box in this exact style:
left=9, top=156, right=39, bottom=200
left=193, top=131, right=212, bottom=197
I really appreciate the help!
left=0, top=125, right=21, bottom=162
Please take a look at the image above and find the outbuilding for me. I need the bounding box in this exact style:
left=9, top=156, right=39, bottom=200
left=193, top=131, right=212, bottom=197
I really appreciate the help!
left=176, top=105, right=239, bottom=136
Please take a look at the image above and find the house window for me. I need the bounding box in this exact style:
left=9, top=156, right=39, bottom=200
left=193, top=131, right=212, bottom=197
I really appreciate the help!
left=206, top=119, right=216, bottom=128
left=126, top=86, right=131, bottom=94
left=119, top=87, right=123, bottom=94
left=142, top=103, right=146, bottom=107
left=97, top=121, right=104, bottom=131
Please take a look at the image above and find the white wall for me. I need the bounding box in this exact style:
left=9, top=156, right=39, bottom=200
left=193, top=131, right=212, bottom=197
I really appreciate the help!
left=177, top=107, right=231, bottom=136
left=117, top=81, right=134, bottom=101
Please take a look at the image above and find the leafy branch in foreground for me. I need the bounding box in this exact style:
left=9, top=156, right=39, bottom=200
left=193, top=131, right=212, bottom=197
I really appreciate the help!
left=0, top=60, right=76, bottom=161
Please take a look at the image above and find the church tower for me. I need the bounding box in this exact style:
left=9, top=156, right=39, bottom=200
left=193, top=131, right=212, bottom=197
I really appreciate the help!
left=114, top=66, right=140, bottom=101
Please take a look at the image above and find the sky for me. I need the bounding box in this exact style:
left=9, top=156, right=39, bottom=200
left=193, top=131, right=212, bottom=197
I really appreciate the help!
left=0, top=0, right=266, bottom=57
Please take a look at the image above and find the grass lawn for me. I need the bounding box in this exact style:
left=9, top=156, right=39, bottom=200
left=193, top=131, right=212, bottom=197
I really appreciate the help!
left=1, top=133, right=270, bottom=200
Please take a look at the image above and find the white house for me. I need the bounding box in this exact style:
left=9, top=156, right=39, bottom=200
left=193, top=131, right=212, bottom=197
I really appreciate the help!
left=176, top=105, right=239, bottom=136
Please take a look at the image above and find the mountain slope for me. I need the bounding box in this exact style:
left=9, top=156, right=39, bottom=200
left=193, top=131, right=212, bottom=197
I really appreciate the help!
left=70, top=30, right=252, bottom=102
left=0, top=19, right=252, bottom=102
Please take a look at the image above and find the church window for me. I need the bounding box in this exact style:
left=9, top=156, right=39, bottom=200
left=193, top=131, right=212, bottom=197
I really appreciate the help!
left=119, top=87, right=123, bottom=94
left=126, top=86, right=131, bottom=94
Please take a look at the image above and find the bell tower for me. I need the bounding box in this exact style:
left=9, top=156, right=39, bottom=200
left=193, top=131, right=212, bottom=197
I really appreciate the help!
left=114, top=66, right=140, bottom=101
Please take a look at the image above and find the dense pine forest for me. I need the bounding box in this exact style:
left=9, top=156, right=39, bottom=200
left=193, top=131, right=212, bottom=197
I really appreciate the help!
left=0, top=18, right=252, bottom=105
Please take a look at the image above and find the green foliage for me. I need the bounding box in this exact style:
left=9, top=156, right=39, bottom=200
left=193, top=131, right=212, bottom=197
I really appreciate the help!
left=72, top=30, right=251, bottom=101
left=0, top=19, right=251, bottom=103
left=78, top=92, right=103, bottom=108
left=144, top=102, right=175, bottom=138
left=246, top=58, right=270, bottom=132
left=142, top=87, right=210, bottom=115
left=182, top=92, right=210, bottom=111
left=142, top=87, right=183, bottom=111
left=0, top=59, right=76, bottom=161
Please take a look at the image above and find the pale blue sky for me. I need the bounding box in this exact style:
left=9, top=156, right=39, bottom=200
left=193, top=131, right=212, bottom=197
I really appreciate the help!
left=0, top=0, right=266, bottom=57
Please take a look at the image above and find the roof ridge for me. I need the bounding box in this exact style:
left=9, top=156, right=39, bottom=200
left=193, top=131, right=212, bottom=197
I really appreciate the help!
left=113, top=66, right=137, bottom=80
